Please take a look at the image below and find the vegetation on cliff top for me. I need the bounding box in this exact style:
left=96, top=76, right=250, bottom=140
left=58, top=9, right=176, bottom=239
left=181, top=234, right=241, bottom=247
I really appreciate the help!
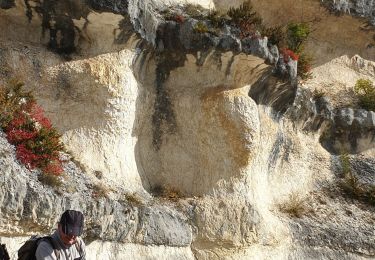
left=162, top=1, right=313, bottom=80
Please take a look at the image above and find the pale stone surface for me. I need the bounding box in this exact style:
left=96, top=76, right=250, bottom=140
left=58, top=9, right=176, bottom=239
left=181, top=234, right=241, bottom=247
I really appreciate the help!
left=1, top=1, right=375, bottom=260
left=0, top=237, right=195, bottom=260
left=302, top=55, right=375, bottom=108
left=0, top=132, right=192, bottom=249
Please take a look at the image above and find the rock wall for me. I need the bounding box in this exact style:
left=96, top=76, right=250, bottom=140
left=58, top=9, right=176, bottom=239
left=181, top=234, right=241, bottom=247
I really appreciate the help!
left=322, top=0, right=375, bottom=25
left=0, top=0, right=375, bottom=259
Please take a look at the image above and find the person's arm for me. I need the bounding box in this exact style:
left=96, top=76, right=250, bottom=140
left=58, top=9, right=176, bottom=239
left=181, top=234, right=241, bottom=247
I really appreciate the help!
left=35, top=241, right=57, bottom=260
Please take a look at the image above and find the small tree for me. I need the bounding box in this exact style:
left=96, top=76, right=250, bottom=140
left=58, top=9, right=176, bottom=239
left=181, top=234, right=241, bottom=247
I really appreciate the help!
left=287, top=22, right=310, bottom=52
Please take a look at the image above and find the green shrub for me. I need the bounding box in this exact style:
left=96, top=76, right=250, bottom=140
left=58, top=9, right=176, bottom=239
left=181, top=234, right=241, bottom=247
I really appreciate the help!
left=194, top=22, right=209, bottom=33
left=284, top=22, right=313, bottom=79
left=340, top=153, right=351, bottom=176
left=287, top=22, right=310, bottom=52
left=354, top=79, right=375, bottom=111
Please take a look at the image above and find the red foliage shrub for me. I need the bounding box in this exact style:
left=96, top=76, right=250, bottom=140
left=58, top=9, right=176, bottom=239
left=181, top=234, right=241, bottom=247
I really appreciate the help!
left=6, top=129, right=37, bottom=144
left=173, top=15, right=185, bottom=24
left=281, top=48, right=299, bottom=62
left=7, top=113, right=27, bottom=130
left=16, top=143, right=41, bottom=169
left=42, top=161, right=64, bottom=176
left=29, top=103, right=52, bottom=128
left=0, top=84, right=64, bottom=178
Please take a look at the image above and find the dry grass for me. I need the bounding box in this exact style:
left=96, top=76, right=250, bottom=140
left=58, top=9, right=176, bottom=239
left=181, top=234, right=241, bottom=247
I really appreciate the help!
left=91, top=183, right=110, bottom=199
left=125, top=193, right=143, bottom=206
left=312, top=89, right=325, bottom=100
left=38, top=173, right=63, bottom=188
left=279, top=193, right=308, bottom=218
left=152, top=185, right=184, bottom=202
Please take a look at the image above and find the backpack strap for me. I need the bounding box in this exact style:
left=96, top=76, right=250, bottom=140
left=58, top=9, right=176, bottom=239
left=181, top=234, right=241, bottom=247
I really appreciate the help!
left=43, top=236, right=60, bottom=260
left=74, top=238, right=83, bottom=258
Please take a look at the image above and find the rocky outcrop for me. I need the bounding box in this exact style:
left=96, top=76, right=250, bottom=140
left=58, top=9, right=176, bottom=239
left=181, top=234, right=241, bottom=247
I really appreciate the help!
left=0, top=132, right=192, bottom=246
left=0, top=0, right=375, bottom=260
left=322, top=0, right=375, bottom=25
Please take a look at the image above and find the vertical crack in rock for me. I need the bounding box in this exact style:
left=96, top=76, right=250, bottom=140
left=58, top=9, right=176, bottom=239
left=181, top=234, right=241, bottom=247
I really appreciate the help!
left=152, top=51, right=185, bottom=150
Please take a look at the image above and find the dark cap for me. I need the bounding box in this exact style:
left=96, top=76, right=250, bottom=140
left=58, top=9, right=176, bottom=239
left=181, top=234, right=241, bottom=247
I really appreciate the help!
left=60, top=210, right=84, bottom=236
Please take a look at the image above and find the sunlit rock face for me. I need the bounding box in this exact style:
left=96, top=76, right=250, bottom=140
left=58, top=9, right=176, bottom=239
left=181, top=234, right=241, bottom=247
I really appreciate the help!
left=1, top=0, right=375, bottom=259
left=322, top=0, right=375, bottom=25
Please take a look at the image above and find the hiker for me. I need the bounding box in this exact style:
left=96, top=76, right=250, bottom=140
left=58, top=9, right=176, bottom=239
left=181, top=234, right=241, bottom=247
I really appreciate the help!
left=0, top=243, right=10, bottom=260
left=35, top=210, right=86, bottom=260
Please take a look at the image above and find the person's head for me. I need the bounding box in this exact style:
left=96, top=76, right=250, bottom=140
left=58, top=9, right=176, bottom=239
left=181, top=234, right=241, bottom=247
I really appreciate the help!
left=58, top=210, right=84, bottom=246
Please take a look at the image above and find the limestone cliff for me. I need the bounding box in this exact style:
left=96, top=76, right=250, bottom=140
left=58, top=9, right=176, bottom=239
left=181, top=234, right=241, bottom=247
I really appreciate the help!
left=0, top=0, right=374, bottom=259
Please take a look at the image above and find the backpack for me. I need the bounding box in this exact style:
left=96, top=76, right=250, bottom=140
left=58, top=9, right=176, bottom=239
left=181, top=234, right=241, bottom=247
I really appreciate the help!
left=0, top=243, right=10, bottom=260
left=18, top=236, right=60, bottom=260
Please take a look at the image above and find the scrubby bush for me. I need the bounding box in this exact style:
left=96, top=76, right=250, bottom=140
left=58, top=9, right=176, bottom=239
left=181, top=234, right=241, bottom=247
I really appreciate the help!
left=312, top=89, right=325, bottom=100
left=194, top=21, right=209, bottom=33
left=227, top=1, right=261, bottom=25
left=207, top=10, right=228, bottom=28
left=287, top=22, right=310, bottom=52
left=184, top=3, right=205, bottom=19
left=0, top=81, right=65, bottom=179
left=284, top=22, right=313, bottom=80
left=279, top=193, right=308, bottom=218
left=263, top=26, right=285, bottom=46
left=163, top=10, right=185, bottom=24
left=227, top=1, right=263, bottom=38
left=354, top=79, right=375, bottom=111
left=297, top=52, right=313, bottom=80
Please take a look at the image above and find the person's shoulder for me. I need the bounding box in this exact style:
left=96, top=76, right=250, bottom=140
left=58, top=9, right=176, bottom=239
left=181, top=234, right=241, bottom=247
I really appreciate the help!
left=35, top=239, right=56, bottom=260
left=37, top=239, right=54, bottom=250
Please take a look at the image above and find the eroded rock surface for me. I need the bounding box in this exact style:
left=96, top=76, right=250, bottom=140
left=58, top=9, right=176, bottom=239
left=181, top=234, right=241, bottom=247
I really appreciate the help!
left=0, top=0, right=375, bottom=259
